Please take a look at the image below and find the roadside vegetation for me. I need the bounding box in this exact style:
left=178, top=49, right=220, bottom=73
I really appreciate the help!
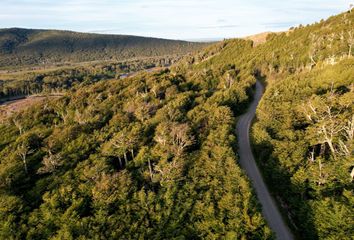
left=0, top=40, right=271, bottom=240
left=178, top=10, right=354, bottom=239
left=0, top=9, right=352, bottom=239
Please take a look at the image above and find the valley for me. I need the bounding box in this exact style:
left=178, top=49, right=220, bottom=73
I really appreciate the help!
left=0, top=8, right=353, bottom=240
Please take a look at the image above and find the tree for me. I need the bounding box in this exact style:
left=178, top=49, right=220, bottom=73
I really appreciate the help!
left=74, top=109, right=89, bottom=125
left=37, top=150, right=62, bottom=174
left=304, top=94, right=348, bottom=158
left=52, top=98, right=70, bottom=124
left=338, top=114, right=354, bottom=157
left=155, top=158, right=184, bottom=186
left=308, top=34, right=324, bottom=68
left=134, top=101, right=156, bottom=122
left=222, top=68, right=239, bottom=89
left=154, top=122, right=194, bottom=157
left=12, top=114, right=24, bottom=135
left=134, top=147, right=154, bottom=181
left=348, top=31, right=353, bottom=58
left=104, top=132, right=127, bottom=166
left=170, top=123, right=195, bottom=156
left=16, top=142, right=34, bottom=174
left=102, top=126, right=140, bottom=167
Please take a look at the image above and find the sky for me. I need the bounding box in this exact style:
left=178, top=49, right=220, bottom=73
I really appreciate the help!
left=0, top=0, right=352, bottom=40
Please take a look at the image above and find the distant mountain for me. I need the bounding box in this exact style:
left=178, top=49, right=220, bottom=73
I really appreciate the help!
left=0, top=28, right=209, bottom=68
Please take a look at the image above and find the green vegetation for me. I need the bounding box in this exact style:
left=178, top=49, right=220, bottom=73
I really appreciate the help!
left=0, top=58, right=271, bottom=238
left=0, top=28, right=208, bottom=68
left=175, top=10, right=354, bottom=239
left=252, top=60, right=353, bottom=239
left=0, top=9, right=353, bottom=239
left=249, top=12, right=354, bottom=240
left=0, top=57, right=178, bottom=100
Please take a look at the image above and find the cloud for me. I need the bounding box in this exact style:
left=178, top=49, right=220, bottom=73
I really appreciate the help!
left=0, top=0, right=351, bottom=39
left=199, top=25, right=241, bottom=29
left=261, top=21, right=299, bottom=29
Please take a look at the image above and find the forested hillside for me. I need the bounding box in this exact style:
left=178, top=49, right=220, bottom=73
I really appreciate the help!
left=0, top=50, right=271, bottom=239
left=253, top=60, right=353, bottom=239
left=0, top=28, right=208, bottom=68
left=175, top=10, right=354, bottom=239
left=0, top=9, right=353, bottom=240
left=250, top=12, right=354, bottom=240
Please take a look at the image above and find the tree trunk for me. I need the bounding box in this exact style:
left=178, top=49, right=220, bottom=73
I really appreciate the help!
left=124, top=152, right=128, bottom=165
left=318, top=159, right=323, bottom=185
left=349, top=44, right=352, bottom=58
left=22, top=156, right=28, bottom=174
left=326, top=140, right=336, bottom=158
left=148, top=158, right=153, bottom=181
left=118, top=156, right=122, bottom=168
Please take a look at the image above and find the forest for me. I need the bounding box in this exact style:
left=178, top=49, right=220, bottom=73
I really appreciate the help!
left=168, top=10, right=354, bottom=239
left=252, top=59, right=353, bottom=239
left=0, top=60, right=272, bottom=239
left=0, top=9, right=353, bottom=240
left=0, top=56, right=181, bottom=100
left=0, top=28, right=208, bottom=69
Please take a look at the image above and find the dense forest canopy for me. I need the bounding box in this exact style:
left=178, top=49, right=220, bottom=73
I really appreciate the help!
left=0, top=28, right=208, bottom=68
left=252, top=60, right=353, bottom=239
left=171, top=10, right=354, bottom=239
left=0, top=62, right=272, bottom=239
left=0, top=31, right=273, bottom=239
left=0, top=9, right=353, bottom=240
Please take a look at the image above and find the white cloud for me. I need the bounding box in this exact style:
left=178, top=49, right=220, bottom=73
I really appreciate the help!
left=0, top=0, right=351, bottom=39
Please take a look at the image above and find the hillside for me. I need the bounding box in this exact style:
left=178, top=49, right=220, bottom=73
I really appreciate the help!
left=174, top=10, right=353, bottom=239
left=0, top=10, right=353, bottom=240
left=0, top=50, right=271, bottom=239
left=0, top=28, right=208, bottom=68
left=243, top=32, right=273, bottom=46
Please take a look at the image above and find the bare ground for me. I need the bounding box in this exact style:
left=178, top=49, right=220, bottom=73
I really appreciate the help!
left=0, top=95, right=62, bottom=121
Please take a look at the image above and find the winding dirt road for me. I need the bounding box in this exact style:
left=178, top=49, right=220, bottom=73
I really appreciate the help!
left=236, top=81, right=294, bottom=240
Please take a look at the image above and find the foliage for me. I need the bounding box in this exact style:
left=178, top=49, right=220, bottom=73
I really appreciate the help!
left=247, top=11, right=354, bottom=239
left=0, top=62, right=270, bottom=238
left=0, top=57, right=191, bottom=100
left=0, top=28, right=208, bottom=68
left=0, top=9, right=353, bottom=239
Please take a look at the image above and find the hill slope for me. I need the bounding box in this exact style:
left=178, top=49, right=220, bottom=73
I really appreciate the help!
left=0, top=10, right=353, bottom=240
left=0, top=28, right=208, bottom=68
left=175, top=10, right=353, bottom=239
left=0, top=49, right=271, bottom=239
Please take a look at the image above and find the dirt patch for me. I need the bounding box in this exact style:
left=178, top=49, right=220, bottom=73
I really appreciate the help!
left=244, top=32, right=272, bottom=46
left=0, top=95, right=62, bottom=121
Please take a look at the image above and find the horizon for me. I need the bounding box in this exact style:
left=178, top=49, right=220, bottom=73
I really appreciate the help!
left=0, top=0, right=352, bottom=40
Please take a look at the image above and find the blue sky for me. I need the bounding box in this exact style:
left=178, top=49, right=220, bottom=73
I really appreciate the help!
left=0, top=0, right=352, bottom=40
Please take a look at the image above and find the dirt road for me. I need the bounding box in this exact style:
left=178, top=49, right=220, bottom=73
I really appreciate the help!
left=236, top=81, right=294, bottom=240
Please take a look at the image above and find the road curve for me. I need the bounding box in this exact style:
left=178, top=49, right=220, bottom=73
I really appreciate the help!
left=236, top=81, right=294, bottom=240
